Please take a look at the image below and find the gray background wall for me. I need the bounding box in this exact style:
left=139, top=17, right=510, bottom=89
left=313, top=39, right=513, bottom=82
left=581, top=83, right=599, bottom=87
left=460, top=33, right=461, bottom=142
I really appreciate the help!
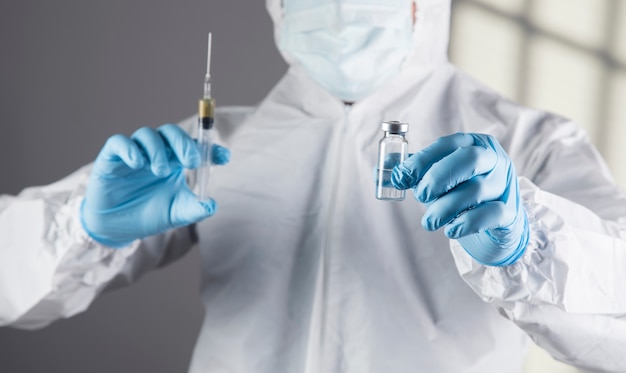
left=0, top=1, right=286, bottom=372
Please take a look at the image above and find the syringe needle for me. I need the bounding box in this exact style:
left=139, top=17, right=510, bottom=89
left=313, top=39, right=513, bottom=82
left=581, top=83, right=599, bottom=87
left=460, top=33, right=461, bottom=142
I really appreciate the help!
left=204, top=32, right=212, bottom=99
left=206, top=32, right=212, bottom=79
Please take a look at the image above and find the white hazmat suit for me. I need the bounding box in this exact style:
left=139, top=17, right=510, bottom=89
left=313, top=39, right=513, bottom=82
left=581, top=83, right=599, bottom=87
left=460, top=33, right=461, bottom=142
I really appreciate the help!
left=1, top=0, right=626, bottom=372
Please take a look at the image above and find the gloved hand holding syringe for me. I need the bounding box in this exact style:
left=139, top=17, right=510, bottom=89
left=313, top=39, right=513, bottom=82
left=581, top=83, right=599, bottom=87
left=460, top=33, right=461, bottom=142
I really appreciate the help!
left=79, top=32, right=229, bottom=248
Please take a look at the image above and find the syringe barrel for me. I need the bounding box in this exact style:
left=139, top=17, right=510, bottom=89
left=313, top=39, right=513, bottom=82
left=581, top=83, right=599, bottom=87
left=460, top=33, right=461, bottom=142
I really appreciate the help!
left=196, top=121, right=213, bottom=201
left=197, top=97, right=216, bottom=200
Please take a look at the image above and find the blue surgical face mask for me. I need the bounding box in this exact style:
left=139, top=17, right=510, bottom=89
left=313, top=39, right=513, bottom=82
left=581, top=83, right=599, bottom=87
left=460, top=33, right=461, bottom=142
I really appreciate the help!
left=279, top=2, right=414, bottom=102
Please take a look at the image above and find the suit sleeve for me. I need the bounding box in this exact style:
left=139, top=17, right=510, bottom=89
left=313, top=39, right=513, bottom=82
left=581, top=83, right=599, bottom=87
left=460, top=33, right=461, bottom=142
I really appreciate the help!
left=450, top=117, right=626, bottom=372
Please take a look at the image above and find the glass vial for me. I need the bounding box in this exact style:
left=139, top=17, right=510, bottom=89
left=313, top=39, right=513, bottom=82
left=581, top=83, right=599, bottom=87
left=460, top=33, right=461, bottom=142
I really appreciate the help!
left=376, top=121, right=409, bottom=201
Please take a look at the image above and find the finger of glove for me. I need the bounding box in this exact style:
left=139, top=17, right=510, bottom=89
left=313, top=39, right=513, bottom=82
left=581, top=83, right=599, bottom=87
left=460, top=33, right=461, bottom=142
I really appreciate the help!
left=157, top=124, right=201, bottom=169
left=392, top=133, right=476, bottom=190
left=94, top=134, right=146, bottom=174
left=382, top=152, right=405, bottom=169
left=416, top=145, right=497, bottom=203
left=443, top=201, right=508, bottom=239
left=132, top=127, right=172, bottom=177
left=421, top=175, right=502, bottom=231
left=370, top=154, right=405, bottom=188
left=170, top=187, right=217, bottom=226
left=211, top=144, right=231, bottom=165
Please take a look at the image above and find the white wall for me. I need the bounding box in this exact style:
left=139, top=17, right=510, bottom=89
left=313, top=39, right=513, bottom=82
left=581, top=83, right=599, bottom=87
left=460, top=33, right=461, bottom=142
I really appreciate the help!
left=450, top=0, right=626, bottom=188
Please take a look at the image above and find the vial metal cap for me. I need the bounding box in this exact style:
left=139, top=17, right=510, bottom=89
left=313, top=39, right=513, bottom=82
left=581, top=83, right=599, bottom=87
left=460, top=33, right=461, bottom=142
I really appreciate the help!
left=381, top=121, right=409, bottom=134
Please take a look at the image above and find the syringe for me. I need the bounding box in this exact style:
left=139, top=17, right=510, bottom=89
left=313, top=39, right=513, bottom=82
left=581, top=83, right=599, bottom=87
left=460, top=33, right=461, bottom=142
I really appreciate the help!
left=197, top=32, right=215, bottom=201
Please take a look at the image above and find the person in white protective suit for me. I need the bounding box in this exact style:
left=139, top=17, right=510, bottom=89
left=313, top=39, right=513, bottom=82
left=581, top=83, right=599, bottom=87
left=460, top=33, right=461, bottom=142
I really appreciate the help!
left=1, top=0, right=626, bottom=372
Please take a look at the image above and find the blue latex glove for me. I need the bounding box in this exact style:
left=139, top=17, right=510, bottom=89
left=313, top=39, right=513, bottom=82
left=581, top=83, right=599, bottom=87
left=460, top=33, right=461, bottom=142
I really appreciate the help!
left=81, top=124, right=230, bottom=248
left=391, top=133, right=529, bottom=266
